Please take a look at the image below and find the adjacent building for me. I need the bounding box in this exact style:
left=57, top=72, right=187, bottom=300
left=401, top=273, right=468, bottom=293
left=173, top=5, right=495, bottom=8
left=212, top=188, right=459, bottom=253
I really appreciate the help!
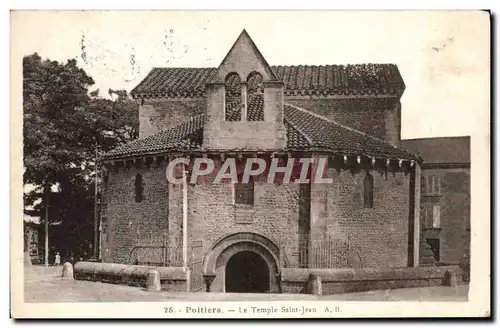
left=401, top=137, right=470, bottom=279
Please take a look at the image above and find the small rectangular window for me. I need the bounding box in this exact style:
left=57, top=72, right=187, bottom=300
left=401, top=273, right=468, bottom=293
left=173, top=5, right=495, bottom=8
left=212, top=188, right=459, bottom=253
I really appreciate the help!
left=422, top=202, right=436, bottom=229
left=432, top=204, right=441, bottom=228
left=425, top=175, right=442, bottom=196
left=420, top=204, right=426, bottom=228
left=327, top=156, right=336, bottom=170
left=425, top=175, right=431, bottom=195
left=420, top=175, right=426, bottom=194
left=234, top=180, right=254, bottom=206
left=432, top=176, right=441, bottom=195
left=423, top=203, right=431, bottom=229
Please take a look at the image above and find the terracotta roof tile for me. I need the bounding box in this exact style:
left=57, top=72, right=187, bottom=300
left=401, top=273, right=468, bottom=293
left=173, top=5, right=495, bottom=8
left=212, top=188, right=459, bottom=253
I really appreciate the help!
left=283, top=104, right=415, bottom=159
left=104, top=100, right=416, bottom=161
left=105, top=114, right=205, bottom=158
left=131, top=64, right=405, bottom=98
left=284, top=122, right=310, bottom=150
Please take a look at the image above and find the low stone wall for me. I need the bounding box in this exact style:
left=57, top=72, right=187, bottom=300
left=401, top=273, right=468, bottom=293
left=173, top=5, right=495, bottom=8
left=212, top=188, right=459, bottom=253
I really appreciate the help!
left=281, top=266, right=462, bottom=295
left=74, top=262, right=190, bottom=292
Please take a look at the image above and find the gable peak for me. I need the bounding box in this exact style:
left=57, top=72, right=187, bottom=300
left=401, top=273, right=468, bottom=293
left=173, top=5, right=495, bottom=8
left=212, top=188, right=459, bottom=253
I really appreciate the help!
left=216, top=29, right=278, bottom=82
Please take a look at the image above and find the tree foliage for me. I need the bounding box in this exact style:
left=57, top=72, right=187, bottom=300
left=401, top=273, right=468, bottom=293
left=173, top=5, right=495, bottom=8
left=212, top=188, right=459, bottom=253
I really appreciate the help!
left=23, top=53, right=138, bottom=259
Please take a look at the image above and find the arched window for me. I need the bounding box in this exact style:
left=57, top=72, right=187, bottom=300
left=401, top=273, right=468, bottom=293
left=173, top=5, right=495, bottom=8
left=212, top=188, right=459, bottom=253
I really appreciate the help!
left=135, top=174, right=143, bottom=203
left=363, top=173, right=374, bottom=208
left=247, top=71, right=264, bottom=121
left=225, top=72, right=242, bottom=121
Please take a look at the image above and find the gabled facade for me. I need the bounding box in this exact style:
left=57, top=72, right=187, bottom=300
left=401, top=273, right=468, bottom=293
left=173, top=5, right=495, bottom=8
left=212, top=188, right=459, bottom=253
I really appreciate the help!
left=99, top=30, right=421, bottom=293
left=203, top=30, right=286, bottom=151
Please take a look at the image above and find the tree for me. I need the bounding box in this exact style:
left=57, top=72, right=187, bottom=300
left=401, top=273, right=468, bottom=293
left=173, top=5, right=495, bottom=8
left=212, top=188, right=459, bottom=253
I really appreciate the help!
left=23, top=53, right=95, bottom=186
left=86, top=88, right=139, bottom=145
left=23, top=53, right=139, bottom=264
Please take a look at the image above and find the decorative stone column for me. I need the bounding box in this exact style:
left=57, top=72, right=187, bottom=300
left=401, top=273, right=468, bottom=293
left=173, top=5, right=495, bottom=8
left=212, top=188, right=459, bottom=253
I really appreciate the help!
left=240, top=81, right=248, bottom=121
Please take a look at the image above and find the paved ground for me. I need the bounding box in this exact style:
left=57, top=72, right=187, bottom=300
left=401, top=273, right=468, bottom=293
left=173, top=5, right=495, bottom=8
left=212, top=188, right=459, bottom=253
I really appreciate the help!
left=24, top=265, right=469, bottom=303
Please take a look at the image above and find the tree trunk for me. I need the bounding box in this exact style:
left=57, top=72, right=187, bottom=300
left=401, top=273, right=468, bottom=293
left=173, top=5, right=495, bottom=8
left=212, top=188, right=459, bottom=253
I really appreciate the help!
left=93, top=147, right=99, bottom=260
left=44, top=183, right=49, bottom=267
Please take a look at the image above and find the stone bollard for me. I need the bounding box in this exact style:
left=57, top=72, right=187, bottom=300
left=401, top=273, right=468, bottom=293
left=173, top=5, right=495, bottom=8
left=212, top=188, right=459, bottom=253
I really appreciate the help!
left=61, top=262, right=74, bottom=280
left=308, top=274, right=323, bottom=295
left=443, top=270, right=458, bottom=287
left=24, top=251, right=32, bottom=266
left=146, top=269, right=161, bottom=292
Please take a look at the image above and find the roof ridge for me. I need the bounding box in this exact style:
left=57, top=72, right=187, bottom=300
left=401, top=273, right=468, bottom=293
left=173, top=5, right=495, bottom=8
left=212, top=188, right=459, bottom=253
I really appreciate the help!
left=283, top=118, right=313, bottom=146
left=283, top=102, right=405, bottom=152
left=149, top=64, right=400, bottom=69
left=168, top=113, right=206, bottom=138
left=105, top=113, right=206, bottom=155
left=132, top=65, right=405, bottom=98
left=150, top=67, right=216, bottom=70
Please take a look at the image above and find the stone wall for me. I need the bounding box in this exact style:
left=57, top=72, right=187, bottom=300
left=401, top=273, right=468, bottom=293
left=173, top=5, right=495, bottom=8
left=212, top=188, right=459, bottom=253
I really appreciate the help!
left=281, top=265, right=462, bottom=295
left=310, top=166, right=410, bottom=269
left=202, top=83, right=286, bottom=151
left=102, top=157, right=411, bottom=270
left=168, top=178, right=304, bottom=267
left=100, top=163, right=170, bottom=264
left=139, top=98, right=205, bottom=139
left=74, top=261, right=189, bottom=292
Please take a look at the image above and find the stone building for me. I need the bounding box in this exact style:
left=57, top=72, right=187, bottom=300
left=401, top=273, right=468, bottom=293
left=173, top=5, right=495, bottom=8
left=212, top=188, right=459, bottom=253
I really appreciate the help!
left=401, top=137, right=470, bottom=279
left=99, top=30, right=422, bottom=292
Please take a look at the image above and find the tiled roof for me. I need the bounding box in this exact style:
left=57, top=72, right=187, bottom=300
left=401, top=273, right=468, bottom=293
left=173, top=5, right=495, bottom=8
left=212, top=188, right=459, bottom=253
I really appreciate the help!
left=401, top=137, right=470, bottom=164
left=131, top=64, right=405, bottom=98
left=283, top=104, right=414, bottom=158
left=105, top=114, right=205, bottom=158
left=104, top=99, right=416, bottom=160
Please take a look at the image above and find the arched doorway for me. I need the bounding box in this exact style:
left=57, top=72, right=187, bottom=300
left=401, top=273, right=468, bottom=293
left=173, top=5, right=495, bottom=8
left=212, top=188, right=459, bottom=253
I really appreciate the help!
left=203, top=232, right=281, bottom=293
left=225, top=251, right=269, bottom=293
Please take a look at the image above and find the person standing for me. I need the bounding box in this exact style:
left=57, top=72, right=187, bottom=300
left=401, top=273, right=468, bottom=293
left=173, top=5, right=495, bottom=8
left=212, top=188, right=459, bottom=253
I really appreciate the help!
left=54, top=252, right=61, bottom=266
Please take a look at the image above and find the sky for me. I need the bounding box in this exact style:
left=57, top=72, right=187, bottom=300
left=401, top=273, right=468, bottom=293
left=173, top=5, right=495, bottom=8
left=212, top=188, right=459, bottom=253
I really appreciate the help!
left=11, top=10, right=490, bottom=140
